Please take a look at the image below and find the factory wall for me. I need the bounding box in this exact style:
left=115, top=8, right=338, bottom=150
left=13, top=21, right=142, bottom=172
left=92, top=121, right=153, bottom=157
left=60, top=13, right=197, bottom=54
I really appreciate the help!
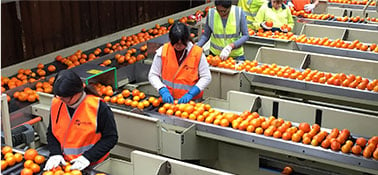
left=1, top=1, right=205, bottom=68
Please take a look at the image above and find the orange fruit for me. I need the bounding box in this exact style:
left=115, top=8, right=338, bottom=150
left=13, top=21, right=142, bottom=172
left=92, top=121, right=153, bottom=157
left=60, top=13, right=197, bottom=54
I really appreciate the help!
left=282, top=132, right=292, bottom=140
left=103, top=96, right=111, bottom=102
left=137, top=102, right=145, bottom=109
left=24, top=160, right=34, bottom=168
left=21, top=168, right=34, bottom=175
left=373, top=148, right=378, bottom=160
left=64, top=164, right=72, bottom=172
left=42, top=171, right=54, bottom=175
left=71, top=170, right=82, bottom=175
left=37, top=63, right=44, bottom=69
left=122, top=90, right=130, bottom=97
left=5, top=156, right=16, bottom=166
left=158, top=107, right=166, bottom=114
left=152, top=99, right=160, bottom=107
left=168, top=18, right=174, bottom=25
left=48, top=65, right=56, bottom=72
left=142, top=100, right=150, bottom=107
left=255, top=127, right=264, bottom=134
left=14, top=153, right=23, bottom=162
left=138, top=92, right=146, bottom=99
left=54, top=170, right=65, bottom=175
left=356, top=137, right=367, bottom=147
left=4, top=152, right=14, bottom=159
left=1, top=160, right=8, bottom=170
left=30, top=163, right=41, bottom=173
left=24, top=148, right=38, bottom=161
left=220, top=118, right=230, bottom=127
left=2, top=146, right=13, bottom=155
left=330, top=140, right=341, bottom=151
left=298, top=122, right=311, bottom=133
left=281, top=166, right=293, bottom=175
left=132, top=89, right=140, bottom=96
left=34, top=155, right=45, bottom=164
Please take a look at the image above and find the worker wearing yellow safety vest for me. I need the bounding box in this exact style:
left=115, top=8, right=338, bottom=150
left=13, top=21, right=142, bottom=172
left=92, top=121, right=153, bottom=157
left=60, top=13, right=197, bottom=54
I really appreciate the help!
left=149, top=22, right=211, bottom=104
left=45, top=69, right=118, bottom=171
left=197, top=0, right=249, bottom=61
left=238, top=0, right=267, bottom=29
left=253, top=0, right=294, bottom=32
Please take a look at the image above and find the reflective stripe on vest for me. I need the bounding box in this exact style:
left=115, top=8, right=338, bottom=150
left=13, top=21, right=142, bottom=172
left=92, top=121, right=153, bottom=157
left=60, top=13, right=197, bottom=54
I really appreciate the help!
left=161, top=43, right=204, bottom=99
left=50, top=95, right=108, bottom=164
left=209, top=5, right=244, bottom=57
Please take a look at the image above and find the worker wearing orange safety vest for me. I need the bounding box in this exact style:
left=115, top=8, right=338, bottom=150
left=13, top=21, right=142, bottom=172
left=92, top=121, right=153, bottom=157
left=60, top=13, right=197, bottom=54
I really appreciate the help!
left=287, top=0, right=319, bottom=12
left=45, top=69, right=118, bottom=171
left=149, top=22, right=211, bottom=104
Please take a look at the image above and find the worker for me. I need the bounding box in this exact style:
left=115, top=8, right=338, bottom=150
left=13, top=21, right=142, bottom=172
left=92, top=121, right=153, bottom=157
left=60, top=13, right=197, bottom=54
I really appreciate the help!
left=197, top=0, right=249, bottom=61
left=254, top=0, right=294, bottom=32
left=148, top=22, right=211, bottom=104
left=287, top=0, right=319, bottom=13
left=238, top=0, right=267, bottom=29
left=44, top=69, right=118, bottom=171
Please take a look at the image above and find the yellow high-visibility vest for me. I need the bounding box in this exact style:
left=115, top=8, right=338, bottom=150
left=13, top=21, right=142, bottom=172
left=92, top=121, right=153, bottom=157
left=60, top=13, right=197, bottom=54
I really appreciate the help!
left=209, top=5, right=244, bottom=58
left=238, top=0, right=266, bottom=29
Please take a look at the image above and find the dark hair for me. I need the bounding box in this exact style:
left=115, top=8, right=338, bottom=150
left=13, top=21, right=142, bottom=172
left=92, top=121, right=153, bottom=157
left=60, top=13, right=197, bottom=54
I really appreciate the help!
left=53, top=69, right=84, bottom=97
left=169, top=22, right=190, bottom=46
left=53, top=69, right=101, bottom=97
left=215, top=0, right=232, bottom=8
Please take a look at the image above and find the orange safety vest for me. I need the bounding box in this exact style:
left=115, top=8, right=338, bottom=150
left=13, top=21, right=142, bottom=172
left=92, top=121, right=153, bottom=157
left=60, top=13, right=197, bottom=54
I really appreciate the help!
left=50, top=95, right=108, bottom=165
left=161, top=43, right=204, bottom=99
left=292, top=0, right=311, bottom=11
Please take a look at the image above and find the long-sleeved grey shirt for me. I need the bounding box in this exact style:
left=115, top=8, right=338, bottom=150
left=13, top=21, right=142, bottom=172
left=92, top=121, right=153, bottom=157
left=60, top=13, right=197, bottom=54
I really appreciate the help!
left=197, top=8, right=249, bottom=49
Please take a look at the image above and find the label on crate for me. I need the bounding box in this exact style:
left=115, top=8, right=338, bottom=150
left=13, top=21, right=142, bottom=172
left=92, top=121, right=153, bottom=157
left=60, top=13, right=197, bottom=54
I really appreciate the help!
left=87, top=69, right=103, bottom=74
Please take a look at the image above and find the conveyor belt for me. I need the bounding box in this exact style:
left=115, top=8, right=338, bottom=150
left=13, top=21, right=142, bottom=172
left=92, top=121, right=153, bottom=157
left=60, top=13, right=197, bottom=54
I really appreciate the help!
left=243, top=72, right=378, bottom=102
left=297, top=43, right=378, bottom=61
left=328, top=3, right=377, bottom=10
left=296, top=18, right=378, bottom=31
left=146, top=111, right=378, bottom=172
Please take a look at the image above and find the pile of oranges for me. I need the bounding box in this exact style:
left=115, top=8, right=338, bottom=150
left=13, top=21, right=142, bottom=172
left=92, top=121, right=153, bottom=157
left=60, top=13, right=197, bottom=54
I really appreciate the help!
left=206, top=56, right=236, bottom=70
left=103, top=88, right=161, bottom=110
left=94, top=84, right=114, bottom=97
left=254, top=30, right=295, bottom=40
left=250, top=29, right=378, bottom=53
left=158, top=103, right=378, bottom=160
left=1, top=146, right=46, bottom=175
left=328, top=0, right=376, bottom=6
left=55, top=49, right=101, bottom=70
left=1, top=146, right=23, bottom=171
left=40, top=162, right=82, bottom=175
left=1, top=146, right=85, bottom=175
left=12, top=87, right=39, bottom=103
left=207, top=59, right=378, bottom=92
left=112, top=47, right=146, bottom=65
left=1, top=64, right=55, bottom=91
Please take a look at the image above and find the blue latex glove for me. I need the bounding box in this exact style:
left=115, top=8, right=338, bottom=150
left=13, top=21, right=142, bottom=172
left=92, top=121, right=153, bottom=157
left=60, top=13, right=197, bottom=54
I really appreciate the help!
left=159, top=87, right=174, bottom=103
left=178, top=86, right=201, bottom=104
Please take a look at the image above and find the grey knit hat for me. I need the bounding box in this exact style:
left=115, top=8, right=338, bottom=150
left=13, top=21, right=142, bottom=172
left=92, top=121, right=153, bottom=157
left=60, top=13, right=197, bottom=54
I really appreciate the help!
left=53, top=69, right=83, bottom=97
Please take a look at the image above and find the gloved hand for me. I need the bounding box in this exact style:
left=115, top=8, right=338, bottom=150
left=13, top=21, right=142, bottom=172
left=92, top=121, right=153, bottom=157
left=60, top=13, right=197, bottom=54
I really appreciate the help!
left=159, top=87, right=174, bottom=103
left=280, top=28, right=288, bottom=33
left=178, top=86, right=201, bottom=104
left=220, top=45, right=232, bottom=60
left=44, top=155, right=67, bottom=171
left=304, top=4, right=315, bottom=12
left=260, top=22, right=272, bottom=30
left=287, top=1, right=294, bottom=8
left=70, top=156, right=90, bottom=171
